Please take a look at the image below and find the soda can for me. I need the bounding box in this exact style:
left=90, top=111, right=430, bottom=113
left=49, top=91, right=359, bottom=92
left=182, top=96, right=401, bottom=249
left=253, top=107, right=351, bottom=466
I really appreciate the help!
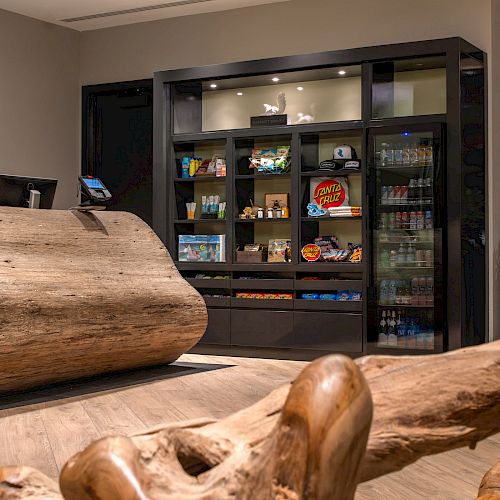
left=395, top=212, right=402, bottom=229
left=409, top=211, right=417, bottom=230
left=424, top=210, right=433, bottom=229
left=401, top=211, right=409, bottom=229
left=381, top=186, right=389, bottom=205
left=425, top=250, right=433, bottom=267
left=399, top=185, right=408, bottom=204
left=416, top=211, right=425, bottom=230
left=391, top=186, right=398, bottom=205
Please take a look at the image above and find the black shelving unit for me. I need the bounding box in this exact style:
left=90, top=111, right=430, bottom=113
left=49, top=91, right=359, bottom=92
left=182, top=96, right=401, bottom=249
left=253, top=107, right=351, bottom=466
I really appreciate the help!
left=153, top=37, right=487, bottom=360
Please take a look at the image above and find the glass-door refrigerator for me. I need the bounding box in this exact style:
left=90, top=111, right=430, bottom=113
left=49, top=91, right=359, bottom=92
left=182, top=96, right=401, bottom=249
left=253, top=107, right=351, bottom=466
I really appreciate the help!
left=368, top=125, right=444, bottom=353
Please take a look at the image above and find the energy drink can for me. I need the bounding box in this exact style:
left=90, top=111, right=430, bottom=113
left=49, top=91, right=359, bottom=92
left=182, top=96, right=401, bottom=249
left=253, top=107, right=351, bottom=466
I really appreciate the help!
left=401, top=211, right=409, bottom=229
left=424, top=211, right=433, bottom=229
left=409, top=212, right=417, bottom=230
left=399, top=185, right=408, bottom=204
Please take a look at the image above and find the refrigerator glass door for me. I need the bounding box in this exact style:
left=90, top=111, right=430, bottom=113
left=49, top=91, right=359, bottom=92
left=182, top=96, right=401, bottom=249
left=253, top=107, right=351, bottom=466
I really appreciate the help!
left=370, top=127, right=443, bottom=351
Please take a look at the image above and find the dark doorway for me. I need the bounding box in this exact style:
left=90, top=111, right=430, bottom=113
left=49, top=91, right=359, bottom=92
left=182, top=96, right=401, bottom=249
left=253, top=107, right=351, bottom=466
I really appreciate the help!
left=82, top=79, right=153, bottom=226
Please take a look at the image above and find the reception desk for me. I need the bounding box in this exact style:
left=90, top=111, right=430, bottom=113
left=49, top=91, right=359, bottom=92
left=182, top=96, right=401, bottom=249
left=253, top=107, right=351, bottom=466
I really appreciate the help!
left=0, top=207, right=207, bottom=394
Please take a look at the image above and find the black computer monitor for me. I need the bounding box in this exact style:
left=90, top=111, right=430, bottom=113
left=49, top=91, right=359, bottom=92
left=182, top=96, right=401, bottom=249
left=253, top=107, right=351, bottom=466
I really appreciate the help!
left=0, top=174, right=58, bottom=209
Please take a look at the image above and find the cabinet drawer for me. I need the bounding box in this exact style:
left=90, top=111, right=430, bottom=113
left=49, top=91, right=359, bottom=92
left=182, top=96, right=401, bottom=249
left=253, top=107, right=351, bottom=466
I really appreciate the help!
left=231, top=309, right=294, bottom=348
left=293, top=312, right=362, bottom=353
left=199, top=308, right=230, bottom=345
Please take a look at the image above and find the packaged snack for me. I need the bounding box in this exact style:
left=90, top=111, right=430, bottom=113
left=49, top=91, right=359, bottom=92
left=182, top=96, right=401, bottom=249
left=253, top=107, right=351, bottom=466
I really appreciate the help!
left=268, top=239, right=291, bottom=262
left=301, top=293, right=320, bottom=300
left=337, top=290, right=351, bottom=301
left=313, top=236, right=339, bottom=262
left=319, top=293, right=337, bottom=300
left=348, top=243, right=362, bottom=263
left=350, top=291, right=362, bottom=301
left=310, top=177, right=350, bottom=209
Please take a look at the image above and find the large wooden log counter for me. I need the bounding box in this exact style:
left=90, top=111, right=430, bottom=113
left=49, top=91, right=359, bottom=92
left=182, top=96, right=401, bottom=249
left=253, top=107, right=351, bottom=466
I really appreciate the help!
left=0, top=207, right=207, bottom=394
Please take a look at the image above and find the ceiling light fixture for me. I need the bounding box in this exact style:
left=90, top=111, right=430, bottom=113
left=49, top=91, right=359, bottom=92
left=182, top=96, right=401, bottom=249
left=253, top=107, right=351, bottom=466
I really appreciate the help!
left=272, top=77, right=280, bottom=82
left=237, top=92, right=243, bottom=96
left=210, top=83, right=217, bottom=88
left=297, top=86, right=304, bottom=91
left=338, top=70, right=346, bottom=76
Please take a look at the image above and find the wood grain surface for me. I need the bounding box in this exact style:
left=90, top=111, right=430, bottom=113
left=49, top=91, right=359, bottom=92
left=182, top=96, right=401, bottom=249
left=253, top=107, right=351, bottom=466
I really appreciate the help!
left=0, top=207, right=207, bottom=393
left=1, top=342, right=499, bottom=498
left=478, top=460, right=500, bottom=500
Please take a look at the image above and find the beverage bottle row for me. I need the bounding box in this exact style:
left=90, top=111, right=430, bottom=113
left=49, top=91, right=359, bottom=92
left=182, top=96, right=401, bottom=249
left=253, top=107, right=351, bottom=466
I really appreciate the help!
left=381, top=177, right=433, bottom=205
left=378, top=309, right=434, bottom=348
left=380, top=245, right=433, bottom=267
left=379, top=140, right=433, bottom=167
left=379, top=210, right=433, bottom=230
left=379, top=277, right=434, bottom=306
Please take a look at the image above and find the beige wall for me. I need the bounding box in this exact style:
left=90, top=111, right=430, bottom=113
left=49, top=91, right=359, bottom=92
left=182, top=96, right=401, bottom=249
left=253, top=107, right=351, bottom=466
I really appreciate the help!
left=0, top=8, right=80, bottom=209
left=80, top=0, right=491, bottom=85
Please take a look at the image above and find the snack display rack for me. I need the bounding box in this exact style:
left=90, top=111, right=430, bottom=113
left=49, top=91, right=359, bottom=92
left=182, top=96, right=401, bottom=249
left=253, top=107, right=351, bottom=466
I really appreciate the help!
left=154, top=38, right=487, bottom=359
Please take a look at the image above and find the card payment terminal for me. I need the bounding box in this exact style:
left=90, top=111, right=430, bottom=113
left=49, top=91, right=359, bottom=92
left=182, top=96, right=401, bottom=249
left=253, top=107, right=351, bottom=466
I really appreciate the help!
left=78, top=176, right=112, bottom=209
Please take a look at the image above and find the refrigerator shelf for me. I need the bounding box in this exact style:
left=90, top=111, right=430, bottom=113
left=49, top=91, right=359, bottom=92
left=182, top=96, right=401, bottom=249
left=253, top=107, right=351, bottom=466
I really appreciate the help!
left=377, top=303, right=434, bottom=308
left=376, top=164, right=434, bottom=171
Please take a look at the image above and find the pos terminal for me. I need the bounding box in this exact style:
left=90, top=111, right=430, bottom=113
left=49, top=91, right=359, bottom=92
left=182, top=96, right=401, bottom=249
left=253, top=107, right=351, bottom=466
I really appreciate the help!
left=78, top=176, right=112, bottom=210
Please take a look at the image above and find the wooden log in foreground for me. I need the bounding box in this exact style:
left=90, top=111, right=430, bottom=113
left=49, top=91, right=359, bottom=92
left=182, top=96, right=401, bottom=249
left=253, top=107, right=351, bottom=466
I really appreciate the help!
left=478, top=461, right=500, bottom=500
left=0, top=207, right=207, bottom=394
left=0, top=342, right=499, bottom=499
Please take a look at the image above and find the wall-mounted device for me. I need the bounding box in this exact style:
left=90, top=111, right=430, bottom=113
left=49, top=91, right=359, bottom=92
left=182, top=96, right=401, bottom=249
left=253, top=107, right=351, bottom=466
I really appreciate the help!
left=78, top=176, right=112, bottom=209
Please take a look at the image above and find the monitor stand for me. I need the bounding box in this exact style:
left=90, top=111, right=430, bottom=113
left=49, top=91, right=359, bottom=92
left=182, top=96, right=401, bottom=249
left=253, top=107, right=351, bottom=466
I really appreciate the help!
left=28, top=189, right=41, bottom=209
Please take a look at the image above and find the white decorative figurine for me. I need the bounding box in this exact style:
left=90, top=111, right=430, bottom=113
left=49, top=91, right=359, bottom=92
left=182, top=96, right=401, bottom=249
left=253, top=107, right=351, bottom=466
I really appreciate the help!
left=263, top=92, right=286, bottom=115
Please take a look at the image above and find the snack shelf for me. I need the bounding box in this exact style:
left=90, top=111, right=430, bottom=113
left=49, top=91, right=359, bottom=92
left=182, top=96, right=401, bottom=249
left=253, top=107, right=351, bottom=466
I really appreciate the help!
left=235, top=174, right=291, bottom=180
left=300, top=170, right=361, bottom=177
left=231, top=279, right=293, bottom=290
left=298, top=262, right=364, bottom=271
left=174, top=219, right=226, bottom=224
left=294, top=279, right=363, bottom=291
left=203, top=296, right=231, bottom=308
left=377, top=303, right=434, bottom=308
left=294, top=299, right=362, bottom=312
left=235, top=218, right=291, bottom=223
left=301, top=216, right=362, bottom=222
left=176, top=262, right=230, bottom=271
left=231, top=297, right=294, bottom=310
left=186, top=278, right=231, bottom=289
left=174, top=176, right=227, bottom=183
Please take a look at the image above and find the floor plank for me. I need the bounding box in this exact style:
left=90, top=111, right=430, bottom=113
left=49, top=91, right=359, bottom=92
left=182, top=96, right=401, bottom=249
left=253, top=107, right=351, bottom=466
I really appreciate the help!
left=0, top=353, right=497, bottom=500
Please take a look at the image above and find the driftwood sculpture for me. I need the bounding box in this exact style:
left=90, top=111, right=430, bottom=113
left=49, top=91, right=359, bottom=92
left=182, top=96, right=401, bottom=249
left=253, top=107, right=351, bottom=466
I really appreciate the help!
left=1, top=341, right=499, bottom=499
left=0, top=207, right=207, bottom=394
left=478, top=460, right=500, bottom=500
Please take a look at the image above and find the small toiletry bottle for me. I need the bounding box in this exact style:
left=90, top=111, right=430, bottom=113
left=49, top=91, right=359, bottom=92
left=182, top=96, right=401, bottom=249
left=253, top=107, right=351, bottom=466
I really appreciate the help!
left=216, top=159, right=222, bottom=177
left=257, top=208, right=264, bottom=219
left=281, top=206, right=289, bottom=218
left=267, top=207, right=273, bottom=219
left=201, top=196, right=207, bottom=215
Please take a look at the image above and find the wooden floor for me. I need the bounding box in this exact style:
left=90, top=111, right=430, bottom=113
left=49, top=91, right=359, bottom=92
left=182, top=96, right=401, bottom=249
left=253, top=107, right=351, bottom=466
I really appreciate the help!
left=0, top=353, right=497, bottom=499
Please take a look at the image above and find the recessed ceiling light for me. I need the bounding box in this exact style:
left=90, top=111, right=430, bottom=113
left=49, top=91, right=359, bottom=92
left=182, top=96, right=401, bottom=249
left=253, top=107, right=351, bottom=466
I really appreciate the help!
left=338, top=70, right=346, bottom=76
left=210, top=83, right=217, bottom=88
left=272, top=77, right=280, bottom=82
left=237, top=92, right=243, bottom=96
left=297, top=86, right=304, bottom=91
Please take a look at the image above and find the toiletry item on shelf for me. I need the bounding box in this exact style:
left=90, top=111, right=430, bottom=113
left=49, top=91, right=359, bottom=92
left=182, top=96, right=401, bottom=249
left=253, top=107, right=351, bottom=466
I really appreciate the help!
left=186, top=202, right=196, bottom=220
